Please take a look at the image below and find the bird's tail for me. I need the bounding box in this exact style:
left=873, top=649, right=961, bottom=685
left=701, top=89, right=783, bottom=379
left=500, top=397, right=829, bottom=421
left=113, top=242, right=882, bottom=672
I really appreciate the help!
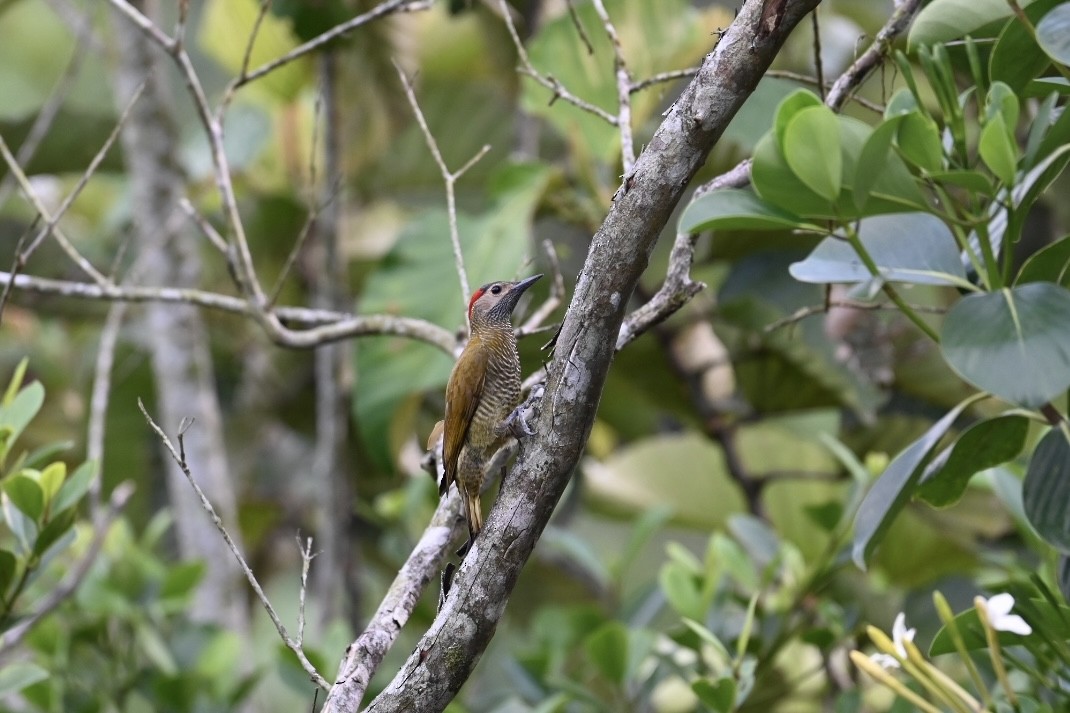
left=464, top=490, right=483, bottom=540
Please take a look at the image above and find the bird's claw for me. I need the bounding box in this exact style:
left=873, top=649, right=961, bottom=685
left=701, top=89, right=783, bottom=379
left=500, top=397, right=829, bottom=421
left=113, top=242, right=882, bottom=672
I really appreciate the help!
left=496, top=405, right=535, bottom=439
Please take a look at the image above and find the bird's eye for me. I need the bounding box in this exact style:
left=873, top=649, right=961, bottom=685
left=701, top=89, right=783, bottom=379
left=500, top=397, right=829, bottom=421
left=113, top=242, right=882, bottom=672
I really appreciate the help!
left=491, top=285, right=502, bottom=294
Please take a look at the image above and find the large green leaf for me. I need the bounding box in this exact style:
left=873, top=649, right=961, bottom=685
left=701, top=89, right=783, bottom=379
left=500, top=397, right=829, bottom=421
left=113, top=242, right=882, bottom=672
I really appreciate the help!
left=354, top=163, right=551, bottom=468
left=1023, top=428, right=1070, bottom=552
left=678, top=188, right=813, bottom=232
left=789, top=213, right=966, bottom=287
left=917, top=415, right=1029, bottom=507
left=941, top=283, right=1070, bottom=407
left=990, top=0, right=1061, bottom=92
left=909, top=0, right=1043, bottom=49
left=852, top=397, right=977, bottom=569
left=1037, top=3, right=1070, bottom=64
left=979, top=113, right=1019, bottom=185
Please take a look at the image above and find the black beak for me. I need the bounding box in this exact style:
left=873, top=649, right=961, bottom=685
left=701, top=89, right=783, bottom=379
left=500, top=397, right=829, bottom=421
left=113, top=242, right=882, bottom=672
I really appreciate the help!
left=505, top=273, right=543, bottom=313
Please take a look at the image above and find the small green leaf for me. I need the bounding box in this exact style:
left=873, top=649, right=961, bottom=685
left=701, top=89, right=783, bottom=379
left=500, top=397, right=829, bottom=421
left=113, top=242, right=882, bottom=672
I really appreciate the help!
left=790, top=213, right=966, bottom=287
left=584, top=622, right=629, bottom=684
left=659, top=561, right=703, bottom=621
left=852, top=397, right=977, bottom=569
left=773, top=89, right=822, bottom=148
left=692, top=678, right=736, bottom=712
left=1024, top=428, right=1070, bottom=552
left=0, top=661, right=48, bottom=697
left=3, top=475, right=44, bottom=522
left=32, top=508, right=76, bottom=558
left=136, top=623, right=178, bottom=675
left=928, top=169, right=993, bottom=193
left=896, top=112, right=944, bottom=172
left=782, top=105, right=843, bottom=201
left=980, top=113, right=1019, bottom=184
left=37, top=461, right=65, bottom=504
left=0, top=381, right=44, bottom=455
left=1037, top=3, right=1070, bottom=65
left=52, top=460, right=96, bottom=514
left=22, top=440, right=73, bottom=470
left=679, top=188, right=812, bottom=232
left=941, top=284, right=1070, bottom=407
left=917, top=415, right=1029, bottom=507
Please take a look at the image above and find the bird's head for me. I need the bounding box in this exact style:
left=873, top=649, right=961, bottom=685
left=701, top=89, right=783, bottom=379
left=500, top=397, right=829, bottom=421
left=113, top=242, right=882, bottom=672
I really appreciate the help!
left=468, top=274, right=543, bottom=326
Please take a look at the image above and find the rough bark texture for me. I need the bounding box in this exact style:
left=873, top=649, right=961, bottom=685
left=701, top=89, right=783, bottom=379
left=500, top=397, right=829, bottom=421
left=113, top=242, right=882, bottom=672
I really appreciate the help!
left=359, top=0, right=821, bottom=710
left=111, top=1, right=249, bottom=632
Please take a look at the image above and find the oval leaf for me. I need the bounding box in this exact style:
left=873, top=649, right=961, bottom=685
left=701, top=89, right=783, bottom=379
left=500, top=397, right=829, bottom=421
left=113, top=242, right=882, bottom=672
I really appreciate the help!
left=1037, top=3, right=1070, bottom=65
left=1023, top=427, right=1070, bottom=552
left=896, top=112, right=945, bottom=173
left=790, top=213, right=966, bottom=287
left=917, top=415, right=1029, bottom=507
left=774, top=89, right=822, bottom=148
left=3, top=475, right=43, bottom=522
left=910, top=0, right=1025, bottom=49
left=979, top=113, right=1019, bottom=185
left=584, top=622, right=629, bottom=684
left=941, top=283, right=1070, bottom=407
left=782, top=105, right=842, bottom=201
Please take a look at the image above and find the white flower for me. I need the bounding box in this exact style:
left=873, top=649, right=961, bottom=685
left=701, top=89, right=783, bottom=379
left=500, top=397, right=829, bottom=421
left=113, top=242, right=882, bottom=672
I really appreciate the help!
left=978, top=593, right=1032, bottom=635
left=870, top=652, right=901, bottom=670
left=892, top=612, right=916, bottom=658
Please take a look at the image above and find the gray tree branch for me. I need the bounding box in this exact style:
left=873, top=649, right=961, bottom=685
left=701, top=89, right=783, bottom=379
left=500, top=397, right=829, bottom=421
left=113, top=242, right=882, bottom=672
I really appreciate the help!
left=348, top=1, right=821, bottom=710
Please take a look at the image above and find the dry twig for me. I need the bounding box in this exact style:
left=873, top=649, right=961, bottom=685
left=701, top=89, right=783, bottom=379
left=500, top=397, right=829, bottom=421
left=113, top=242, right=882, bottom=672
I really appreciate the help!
left=137, top=401, right=330, bottom=690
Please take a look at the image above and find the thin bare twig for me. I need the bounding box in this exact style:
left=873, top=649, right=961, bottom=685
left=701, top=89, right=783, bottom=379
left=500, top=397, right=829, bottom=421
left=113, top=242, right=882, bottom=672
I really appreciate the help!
left=500, top=0, right=618, bottom=126
left=518, top=239, right=565, bottom=335
left=0, top=481, right=136, bottom=658
left=296, top=535, right=317, bottom=646
left=591, top=0, right=635, bottom=173
left=234, top=0, right=433, bottom=90
left=24, top=79, right=148, bottom=258
left=137, top=401, right=329, bottom=690
left=630, top=67, right=698, bottom=94
left=811, top=8, right=825, bottom=101
left=178, top=198, right=229, bottom=254
left=219, top=0, right=273, bottom=111
left=565, top=0, right=595, bottom=55
left=0, top=218, right=39, bottom=327
left=0, top=134, right=111, bottom=287
left=762, top=299, right=946, bottom=333
left=394, top=60, right=491, bottom=307
left=0, top=271, right=456, bottom=352
left=87, top=302, right=127, bottom=511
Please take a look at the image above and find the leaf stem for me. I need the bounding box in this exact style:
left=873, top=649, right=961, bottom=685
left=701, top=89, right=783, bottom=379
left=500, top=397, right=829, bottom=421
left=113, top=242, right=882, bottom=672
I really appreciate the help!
left=842, top=224, right=942, bottom=342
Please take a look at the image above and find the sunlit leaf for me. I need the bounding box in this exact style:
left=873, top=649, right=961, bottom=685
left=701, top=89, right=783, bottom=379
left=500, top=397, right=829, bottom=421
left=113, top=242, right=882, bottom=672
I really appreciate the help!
left=782, top=106, right=842, bottom=200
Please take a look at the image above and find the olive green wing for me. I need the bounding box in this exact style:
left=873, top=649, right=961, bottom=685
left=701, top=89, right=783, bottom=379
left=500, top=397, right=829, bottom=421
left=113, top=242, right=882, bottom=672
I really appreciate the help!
left=441, top=345, right=488, bottom=496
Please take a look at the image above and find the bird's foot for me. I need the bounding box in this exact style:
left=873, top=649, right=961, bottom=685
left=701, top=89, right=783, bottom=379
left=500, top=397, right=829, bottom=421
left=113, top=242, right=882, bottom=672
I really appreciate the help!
left=496, top=385, right=544, bottom=439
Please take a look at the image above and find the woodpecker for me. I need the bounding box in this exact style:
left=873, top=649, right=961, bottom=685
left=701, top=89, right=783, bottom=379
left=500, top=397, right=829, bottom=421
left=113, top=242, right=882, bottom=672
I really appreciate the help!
left=439, top=274, right=542, bottom=543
